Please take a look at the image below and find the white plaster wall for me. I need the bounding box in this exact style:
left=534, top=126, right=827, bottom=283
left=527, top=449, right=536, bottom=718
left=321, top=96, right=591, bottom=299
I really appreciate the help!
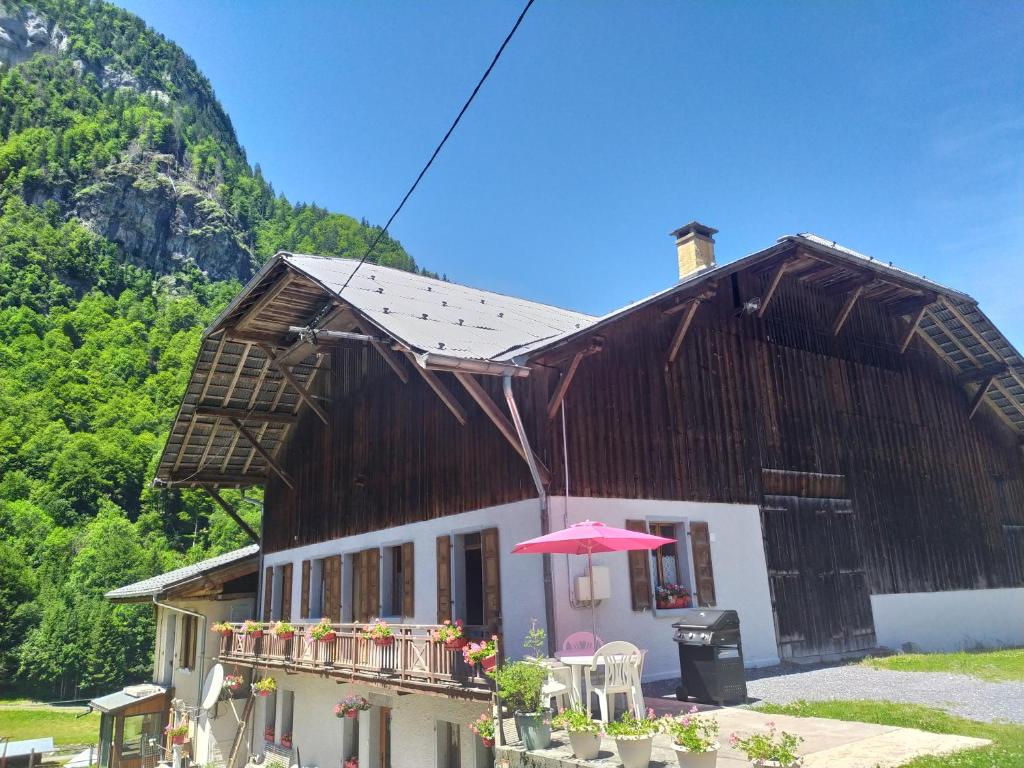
left=262, top=499, right=547, bottom=658
left=548, top=497, right=780, bottom=677
left=871, top=588, right=1024, bottom=652
left=258, top=673, right=490, bottom=768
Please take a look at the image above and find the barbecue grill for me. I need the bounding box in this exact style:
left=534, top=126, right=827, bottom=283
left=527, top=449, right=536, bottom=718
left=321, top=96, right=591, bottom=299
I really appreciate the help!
left=672, top=608, right=747, bottom=705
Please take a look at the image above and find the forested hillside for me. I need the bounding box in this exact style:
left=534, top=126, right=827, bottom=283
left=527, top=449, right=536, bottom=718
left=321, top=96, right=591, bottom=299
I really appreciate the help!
left=0, top=0, right=427, bottom=697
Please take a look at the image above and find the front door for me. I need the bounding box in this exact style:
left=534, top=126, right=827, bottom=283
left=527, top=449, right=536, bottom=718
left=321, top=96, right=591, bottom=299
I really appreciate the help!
left=377, top=707, right=391, bottom=768
left=761, top=493, right=876, bottom=659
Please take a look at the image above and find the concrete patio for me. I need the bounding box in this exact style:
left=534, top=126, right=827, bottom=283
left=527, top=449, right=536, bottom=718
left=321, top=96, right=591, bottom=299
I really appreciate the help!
left=495, top=706, right=989, bottom=768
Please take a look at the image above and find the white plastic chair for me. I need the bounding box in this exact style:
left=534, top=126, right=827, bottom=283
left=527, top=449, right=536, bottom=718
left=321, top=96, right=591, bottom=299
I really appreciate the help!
left=541, top=662, right=577, bottom=710
left=585, top=641, right=644, bottom=723
left=558, top=631, right=603, bottom=657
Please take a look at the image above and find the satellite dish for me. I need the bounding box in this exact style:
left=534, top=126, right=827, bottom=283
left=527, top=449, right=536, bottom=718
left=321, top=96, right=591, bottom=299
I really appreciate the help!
left=200, top=663, right=225, bottom=710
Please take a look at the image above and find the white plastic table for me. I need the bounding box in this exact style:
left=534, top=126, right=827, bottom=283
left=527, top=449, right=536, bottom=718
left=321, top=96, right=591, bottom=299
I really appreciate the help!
left=557, top=653, right=596, bottom=711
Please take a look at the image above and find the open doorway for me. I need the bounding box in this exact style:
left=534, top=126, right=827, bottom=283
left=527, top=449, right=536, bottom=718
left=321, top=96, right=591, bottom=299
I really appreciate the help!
left=461, top=533, right=484, bottom=627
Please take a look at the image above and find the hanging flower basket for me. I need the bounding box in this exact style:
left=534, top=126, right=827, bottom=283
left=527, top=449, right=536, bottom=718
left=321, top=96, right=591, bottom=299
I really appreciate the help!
left=211, top=622, right=234, bottom=637
left=165, top=723, right=189, bottom=746
left=468, top=712, right=495, bottom=750
left=362, top=619, right=394, bottom=646
left=310, top=618, right=337, bottom=643
left=272, top=621, right=296, bottom=640
left=335, top=695, right=371, bottom=719
left=280, top=733, right=292, bottom=749
left=462, top=636, right=498, bottom=669
left=252, top=677, right=276, bottom=697
left=243, top=620, right=264, bottom=638
left=433, top=619, right=466, bottom=650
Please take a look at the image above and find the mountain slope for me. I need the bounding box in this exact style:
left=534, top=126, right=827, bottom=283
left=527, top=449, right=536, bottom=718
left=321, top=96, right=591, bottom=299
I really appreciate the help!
left=0, top=0, right=430, bottom=696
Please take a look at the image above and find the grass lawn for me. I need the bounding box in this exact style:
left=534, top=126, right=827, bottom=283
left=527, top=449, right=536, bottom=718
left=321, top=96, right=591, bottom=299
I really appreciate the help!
left=862, top=648, right=1024, bottom=682
left=755, top=699, right=1023, bottom=767
left=0, top=701, right=99, bottom=747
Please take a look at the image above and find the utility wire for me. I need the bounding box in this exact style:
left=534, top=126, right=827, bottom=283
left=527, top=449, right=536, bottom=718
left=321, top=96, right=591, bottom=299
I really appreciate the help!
left=338, top=0, right=537, bottom=294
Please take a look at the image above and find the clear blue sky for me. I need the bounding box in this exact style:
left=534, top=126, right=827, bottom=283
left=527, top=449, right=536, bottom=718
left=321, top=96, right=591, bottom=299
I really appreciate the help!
left=115, top=1, right=1023, bottom=344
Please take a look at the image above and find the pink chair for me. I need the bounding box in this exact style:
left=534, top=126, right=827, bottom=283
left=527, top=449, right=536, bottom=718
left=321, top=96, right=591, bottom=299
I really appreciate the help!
left=558, top=631, right=603, bottom=657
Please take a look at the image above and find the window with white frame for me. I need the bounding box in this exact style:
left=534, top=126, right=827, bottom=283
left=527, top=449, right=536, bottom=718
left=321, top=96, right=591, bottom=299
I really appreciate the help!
left=648, top=522, right=693, bottom=610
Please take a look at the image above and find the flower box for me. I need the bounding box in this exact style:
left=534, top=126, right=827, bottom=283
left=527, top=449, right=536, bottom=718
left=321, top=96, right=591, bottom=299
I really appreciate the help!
left=373, top=635, right=394, bottom=647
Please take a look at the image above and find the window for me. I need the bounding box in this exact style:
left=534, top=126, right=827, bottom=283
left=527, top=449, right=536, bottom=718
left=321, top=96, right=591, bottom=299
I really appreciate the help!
left=447, top=529, right=500, bottom=629
left=461, top=534, right=485, bottom=626
left=382, top=544, right=413, bottom=617
left=263, top=689, right=277, bottom=744
left=179, top=614, right=198, bottom=670
left=119, top=713, right=162, bottom=758
left=279, top=690, right=294, bottom=746
left=350, top=549, right=379, bottom=623
left=650, top=523, right=682, bottom=589
left=436, top=721, right=461, bottom=768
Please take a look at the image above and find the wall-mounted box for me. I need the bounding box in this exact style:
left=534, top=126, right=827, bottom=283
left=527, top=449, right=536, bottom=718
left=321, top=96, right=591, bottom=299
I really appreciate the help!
left=575, top=565, right=611, bottom=602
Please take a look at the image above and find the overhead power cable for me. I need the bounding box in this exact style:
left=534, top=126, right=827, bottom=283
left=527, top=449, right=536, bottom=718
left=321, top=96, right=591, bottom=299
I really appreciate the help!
left=338, top=0, right=537, bottom=294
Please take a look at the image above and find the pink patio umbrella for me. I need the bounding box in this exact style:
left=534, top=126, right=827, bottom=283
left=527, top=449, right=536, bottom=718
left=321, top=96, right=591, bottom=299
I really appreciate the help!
left=513, top=520, right=675, bottom=644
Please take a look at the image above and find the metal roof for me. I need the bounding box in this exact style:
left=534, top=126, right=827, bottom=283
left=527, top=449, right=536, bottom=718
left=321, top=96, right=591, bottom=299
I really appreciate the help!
left=104, top=544, right=259, bottom=601
left=282, top=254, right=596, bottom=360
left=89, top=685, right=166, bottom=714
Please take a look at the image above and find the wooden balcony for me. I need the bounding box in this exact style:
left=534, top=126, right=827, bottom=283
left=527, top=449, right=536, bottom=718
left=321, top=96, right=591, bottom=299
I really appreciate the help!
left=217, top=622, right=494, bottom=700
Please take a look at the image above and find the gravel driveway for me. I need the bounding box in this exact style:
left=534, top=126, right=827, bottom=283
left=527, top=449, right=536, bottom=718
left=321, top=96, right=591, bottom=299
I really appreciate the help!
left=745, top=663, right=1024, bottom=724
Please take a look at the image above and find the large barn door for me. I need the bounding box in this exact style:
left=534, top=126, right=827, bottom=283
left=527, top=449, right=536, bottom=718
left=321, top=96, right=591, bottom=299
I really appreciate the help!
left=761, top=492, right=876, bottom=659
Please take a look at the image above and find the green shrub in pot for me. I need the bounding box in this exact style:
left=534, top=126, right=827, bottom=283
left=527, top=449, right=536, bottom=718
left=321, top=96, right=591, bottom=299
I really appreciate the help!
left=489, top=660, right=550, bottom=750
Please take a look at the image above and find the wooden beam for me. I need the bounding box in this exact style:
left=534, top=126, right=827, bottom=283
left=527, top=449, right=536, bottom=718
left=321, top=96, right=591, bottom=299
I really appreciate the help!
left=205, top=487, right=260, bottom=543
left=236, top=272, right=295, bottom=330
left=899, top=305, right=928, bottom=353
left=370, top=340, right=410, bottom=384
left=228, top=418, right=295, bottom=489
left=406, top=357, right=467, bottom=424
left=822, top=273, right=874, bottom=296
left=968, top=375, right=996, bottom=420
left=661, top=284, right=717, bottom=315
left=941, top=300, right=1024, bottom=393
left=194, top=406, right=298, bottom=424
left=832, top=284, right=865, bottom=336
left=454, top=372, right=551, bottom=484
left=546, top=350, right=586, bottom=420
left=221, top=328, right=286, bottom=344
left=957, top=363, right=1009, bottom=384
left=757, top=260, right=791, bottom=318
left=887, top=292, right=938, bottom=317
left=667, top=299, right=702, bottom=364
left=258, top=343, right=330, bottom=426
left=166, top=471, right=265, bottom=487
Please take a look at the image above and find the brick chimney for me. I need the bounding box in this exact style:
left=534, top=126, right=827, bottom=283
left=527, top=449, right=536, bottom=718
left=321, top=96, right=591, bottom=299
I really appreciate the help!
left=671, top=221, right=718, bottom=279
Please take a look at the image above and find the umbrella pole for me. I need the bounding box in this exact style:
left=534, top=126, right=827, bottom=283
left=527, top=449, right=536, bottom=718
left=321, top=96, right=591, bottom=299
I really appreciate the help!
left=588, top=546, right=597, bottom=643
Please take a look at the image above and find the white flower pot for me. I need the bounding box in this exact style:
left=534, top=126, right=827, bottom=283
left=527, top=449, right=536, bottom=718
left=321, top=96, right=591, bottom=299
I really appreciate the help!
left=672, top=743, right=718, bottom=768
left=615, top=735, right=654, bottom=768
left=750, top=760, right=802, bottom=767
left=568, top=731, right=601, bottom=760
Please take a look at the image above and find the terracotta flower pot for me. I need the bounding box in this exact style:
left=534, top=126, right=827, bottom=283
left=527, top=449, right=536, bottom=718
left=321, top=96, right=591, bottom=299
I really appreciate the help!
left=481, top=737, right=495, bottom=748
left=568, top=731, right=601, bottom=760
left=318, top=631, right=337, bottom=643
left=257, top=689, right=271, bottom=697
left=249, top=630, right=263, bottom=638
left=480, top=654, right=497, bottom=671
left=171, top=735, right=186, bottom=745
left=615, top=735, right=654, bottom=768
left=219, top=629, right=233, bottom=637
left=345, top=709, right=359, bottom=719
left=277, top=631, right=294, bottom=641
left=280, top=739, right=292, bottom=748
left=373, top=636, right=394, bottom=647
left=445, top=638, right=468, bottom=651
left=673, top=744, right=718, bottom=768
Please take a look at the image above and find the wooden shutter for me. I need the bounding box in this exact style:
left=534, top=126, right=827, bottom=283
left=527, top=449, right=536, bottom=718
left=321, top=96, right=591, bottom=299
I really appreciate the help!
left=401, top=542, right=414, bottom=618
left=280, top=563, right=293, bottom=620
left=300, top=559, right=311, bottom=619
left=689, top=521, right=717, bottom=607
left=436, top=535, right=451, bottom=623
left=262, top=566, right=273, bottom=621
left=626, top=520, right=652, bottom=611
left=364, top=548, right=380, bottom=620
left=323, top=555, right=342, bottom=622
left=481, top=527, right=502, bottom=631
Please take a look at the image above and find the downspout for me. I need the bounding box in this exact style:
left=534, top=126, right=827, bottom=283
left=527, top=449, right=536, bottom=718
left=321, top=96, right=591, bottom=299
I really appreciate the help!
left=152, top=597, right=207, bottom=707
left=502, top=375, right=557, bottom=655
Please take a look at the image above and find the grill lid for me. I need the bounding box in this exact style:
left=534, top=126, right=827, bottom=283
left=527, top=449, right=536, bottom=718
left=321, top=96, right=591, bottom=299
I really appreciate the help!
left=671, top=609, right=740, bottom=631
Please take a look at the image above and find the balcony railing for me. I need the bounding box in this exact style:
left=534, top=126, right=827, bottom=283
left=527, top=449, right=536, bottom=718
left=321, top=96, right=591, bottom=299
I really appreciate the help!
left=217, top=622, right=494, bottom=698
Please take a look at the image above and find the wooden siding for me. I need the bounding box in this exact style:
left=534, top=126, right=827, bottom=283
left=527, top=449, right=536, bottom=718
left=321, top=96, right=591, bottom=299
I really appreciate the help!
left=264, top=343, right=536, bottom=552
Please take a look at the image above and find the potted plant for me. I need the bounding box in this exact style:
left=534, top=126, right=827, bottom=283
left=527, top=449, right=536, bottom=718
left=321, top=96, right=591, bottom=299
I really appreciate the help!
left=468, top=712, right=496, bottom=749
left=489, top=660, right=550, bottom=750
left=462, top=636, right=498, bottom=671
left=551, top=707, right=602, bottom=760
left=263, top=726, right=274, bottom=742
left=164, top=722, right=189, bottom=746
left=344, top=757, right=358, bottom=768
left=252, top=677, right=277, bottom=697
left=334, top=694, right=371, bottom=719
left=730, top=725, right=803, bottom=767
left=272, top=621, right=296, bottom=640
left=242, top=619, right=264, bottom=638
left=656, top=583, right=692, bottom=609
left=663, top=706, right=720, bottom=767
left=223, top=673, right=244, bottom=695
left=362, top=619, right=394, bottom=646
left=310, top=617, right=337, bottom=643
left=279, top=731, right=293, bottom=748
left=211, top=621, right=234, bottom=637
left=605, top=710, right=660, bottom=768
left=432, top=619, right=467, bottom=650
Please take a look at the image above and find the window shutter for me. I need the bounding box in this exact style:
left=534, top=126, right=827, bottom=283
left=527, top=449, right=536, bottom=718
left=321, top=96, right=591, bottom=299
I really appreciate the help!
left=300, top=559, right=311, bottom=619
left=402, top=542, right=414, bottom=618
left=436, top=535, right=451, bottom=623
left=481, top=527, right=502, bottom=632
left=323, top=555, right=342, bottom=622
left=364, top=548, right=380, bottom=620
left=280, top=563, right=293, bottom=620
left=262, top=567, right=273, bottom=621
left=689, top=521, right=717, bottom=607
left=626, top=520, right=652, bottom=611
